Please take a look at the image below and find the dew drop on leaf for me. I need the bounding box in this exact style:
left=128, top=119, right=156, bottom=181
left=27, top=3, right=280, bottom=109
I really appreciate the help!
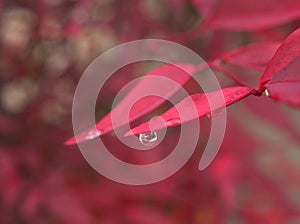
left=139, top=132, right=157, bottom=146
left=264, top=89, right=271, bottom=97
left=206, top=108, right=224, bottom=118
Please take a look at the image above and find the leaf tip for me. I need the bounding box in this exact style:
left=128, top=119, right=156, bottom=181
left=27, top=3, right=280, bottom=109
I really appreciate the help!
left=64, top=128, right=102, bottom=146
left=64, top=136, right=77, bottom=146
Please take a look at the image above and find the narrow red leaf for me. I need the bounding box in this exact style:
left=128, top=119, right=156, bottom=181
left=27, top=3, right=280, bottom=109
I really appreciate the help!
left=126, top=86, right=254, bottom=136
left=65, top=63, right=202, bottom=145
left=265, top=56, right=300, bottom=107
left=174, top=0, right=300, bottom=42
left=191, top=0, right=218, bottom=19
left=209, top=42, right=280, bottom=87
left=260, top=28, right=300, bottom=88
left=213, top=42, right=280, bottom=71
left=206, top=0, right=300, bottom=31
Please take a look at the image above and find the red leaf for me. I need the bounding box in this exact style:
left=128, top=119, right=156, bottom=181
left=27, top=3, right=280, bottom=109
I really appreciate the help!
left=175, top=0, right=300, bottom=41
left=191, top=0, right=218, bottom=19
left=209, top=42, right=280, bottom=87
left=213, top=42, right=280, bottom=71
left=126, top=86, right=254, bottom=136
left=260, top=28, right=300, bottom=88
left=265, top=56, right=300, bottom=107
left=201, top=0, right=300, bottom=31
left=65, top=63, right=201, bottom=145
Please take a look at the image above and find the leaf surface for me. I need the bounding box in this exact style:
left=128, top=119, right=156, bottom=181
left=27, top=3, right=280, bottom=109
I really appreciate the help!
left=200, top=0, right=300, bottom=31
left=65, top=63, right=201, bottom=145
left=126, top=86, right=254, bottom=136
left=260, top=28, right=300, bottom=87
left=177, top=0, right=300, bottom=41
left=265, top=56, right=300, bottom=107
left=214, top=42, right=280, bottom=71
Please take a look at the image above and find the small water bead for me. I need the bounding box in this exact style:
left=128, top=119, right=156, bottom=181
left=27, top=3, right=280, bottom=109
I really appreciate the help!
left=139, top=132, right=158, bottom=146
left=206, top=108, right=224, bottom=118
left=264, top=89, right=270, bottom=97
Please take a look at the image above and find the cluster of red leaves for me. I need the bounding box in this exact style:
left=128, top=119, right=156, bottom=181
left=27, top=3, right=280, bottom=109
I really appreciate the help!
left=1, top=0, right=300, bottom=223
left=67, top=21, right=300, bottom=144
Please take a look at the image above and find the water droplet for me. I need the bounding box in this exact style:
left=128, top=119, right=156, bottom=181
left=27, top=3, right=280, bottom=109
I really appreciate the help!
left=85, top=130, right=101, bottom=140
left=206, top=108, right=224, bottom=118
left=264, top=89, right=270, bottom=97
left=139, top=132, right=157, bottom=146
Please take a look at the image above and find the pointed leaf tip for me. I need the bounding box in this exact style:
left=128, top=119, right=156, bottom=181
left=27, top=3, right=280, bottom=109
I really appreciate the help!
left=65, top=128, right=101, bottom=146
left=64, top=137, right=77, bottom=146
left=65, top=63, right=203, bottom=145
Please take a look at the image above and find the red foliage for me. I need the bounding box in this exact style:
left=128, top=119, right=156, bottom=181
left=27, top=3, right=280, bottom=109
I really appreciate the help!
left=70, top=27, right=300, bottom=140
left=65, top=63, right=199, bottom=145
left=197, top=0, right=300, bottom=30
left=265, top=56, right=300, bottom=106
left=260, top=28, right=300, bottom=86
left=126, top=87, right=254, bottom=135
left=211, top=42, right=280, bottom=71
left=1, top=0, right=300, bottom=223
